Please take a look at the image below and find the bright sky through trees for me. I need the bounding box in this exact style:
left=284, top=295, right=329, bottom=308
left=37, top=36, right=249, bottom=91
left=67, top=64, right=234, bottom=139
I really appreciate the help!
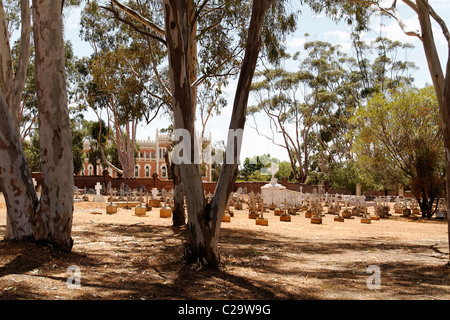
left=62, top=1, right=450, bottom=163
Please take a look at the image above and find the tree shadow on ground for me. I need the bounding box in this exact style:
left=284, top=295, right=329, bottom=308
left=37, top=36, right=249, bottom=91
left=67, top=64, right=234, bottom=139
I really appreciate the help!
left=0, top=223, right=448, bottom=300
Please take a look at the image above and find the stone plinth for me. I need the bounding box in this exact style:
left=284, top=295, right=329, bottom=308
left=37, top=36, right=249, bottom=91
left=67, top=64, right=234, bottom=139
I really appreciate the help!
left=135, top=205, right=147, bottom=216
left=274, top=208, right=284, bottom=216
left=256, top=217, right=268, bottom=226
left=361, top=218, right=371, bottom=224
left=149, top=199, right=161, bottom=208
left=261, top=179, right=286, bottom=208
left=160, top=208, right=172, bottom=218
left=248, top=212, right=259, bottom=219
left=311, top=217, right=322, bottom=224
left=106, top=204, right=118, bottom=214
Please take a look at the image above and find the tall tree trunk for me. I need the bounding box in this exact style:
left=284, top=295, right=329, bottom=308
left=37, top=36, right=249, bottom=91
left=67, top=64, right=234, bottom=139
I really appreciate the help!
left=0, top=0, right=31, bottom=133
left=165, top=151, right=185, bottom=226
left=443, top=54, right=450, bottom=266
left=172, top=163, right=186, bottom=226
left=0, top=0, right=35, bottom=239
left=0, top=91, right=38, bottom=240
left=32, top=0, right=74, bottom=251
left=164, top=0, right=274, bottom=268
left=416, top=0, right=450, bottom=265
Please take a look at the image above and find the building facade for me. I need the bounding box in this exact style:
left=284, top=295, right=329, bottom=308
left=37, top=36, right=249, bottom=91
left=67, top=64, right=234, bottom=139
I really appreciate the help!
left=80, top=130, right=212, bottom=182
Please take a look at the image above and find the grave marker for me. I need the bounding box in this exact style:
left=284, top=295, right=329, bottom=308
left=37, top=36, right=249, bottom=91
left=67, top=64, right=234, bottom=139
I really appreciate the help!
left=106, top=187, right=118, bottom=214
left=256, top=198, right=268, bottom=226
left=94, top=182, right=105, bottom=202
left=135, top=189, right=147, bottom=216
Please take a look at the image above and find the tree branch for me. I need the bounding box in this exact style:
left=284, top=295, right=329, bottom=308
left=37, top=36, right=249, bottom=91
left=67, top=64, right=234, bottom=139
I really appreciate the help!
left=101, top=5, right=167, bottom=46
left=110, top=0, right=166, bottom=37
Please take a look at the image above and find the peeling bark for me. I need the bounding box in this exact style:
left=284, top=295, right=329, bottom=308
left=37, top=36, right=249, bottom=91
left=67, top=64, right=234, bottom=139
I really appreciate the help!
left=32, top=0, right=74, bottom=251
left=0, top=0, right=32, bottom=132
left=164, top=0, right=275, bottom=268
left=0, top=91, right=38, bottom=240
left=415, top=0, right=450, bottom=264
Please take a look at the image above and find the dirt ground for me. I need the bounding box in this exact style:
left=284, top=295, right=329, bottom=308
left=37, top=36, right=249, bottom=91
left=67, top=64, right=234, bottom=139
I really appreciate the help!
left=0, top=194, right=448, bottom=301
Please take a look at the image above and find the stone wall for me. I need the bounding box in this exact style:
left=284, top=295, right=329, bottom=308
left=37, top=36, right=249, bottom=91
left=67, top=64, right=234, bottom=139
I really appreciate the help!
left=31, top=172, right=354, bottom=196
left=26, top=172, right=418, bottom=198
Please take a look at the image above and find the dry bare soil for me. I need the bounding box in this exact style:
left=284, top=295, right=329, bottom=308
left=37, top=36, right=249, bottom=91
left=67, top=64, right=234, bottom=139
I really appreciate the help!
left=0, top=195, right=448, bottom=302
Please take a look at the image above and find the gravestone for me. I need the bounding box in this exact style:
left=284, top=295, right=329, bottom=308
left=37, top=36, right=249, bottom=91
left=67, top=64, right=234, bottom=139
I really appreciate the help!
left=256, top=198, right=269, bottom=226
left=135, top=189, right=148, bottom=216
left=160, top=194, right=172, bottom=218
left=260, top=163, right=286, bottom=207
left=436, top=199, right=446, bottom=220
left=280, top=198, right=291, bottom=222
left=94, top=182, right=105, bottom=202
left=74, top=186, right=81, bottom=202
left=398, top=184, right=404, bottom=198
left=248, top=193, right=259, bottom=219
left=342, top=196, right=352, bottom=218
left=118, top=183, right=125, bottom=201
left=106, top=188, right=118, bottom=214
left=311, top=205, right=322, bottom=224
left=149, top=188, right=161, bottom=207
left=82, top=187, right=89, bottom=202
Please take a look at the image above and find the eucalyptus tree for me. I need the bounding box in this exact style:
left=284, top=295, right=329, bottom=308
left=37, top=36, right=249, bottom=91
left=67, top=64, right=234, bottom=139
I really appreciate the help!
left=0, top=0, right=74, bottom=251
left=80, top=2, right=167, bottom=179
left=0, top=0, right=31, bottom=133
left=107, top=0, right=299, bottom=267
left=249, top=32, right=416, bottom=185
left=250, top=40, right=352, bottom=183
left=108, top=0, right=373, bottom=268
left=353, top=85, right=444, bottom=218
left=350, top=0, right=450, bottom=266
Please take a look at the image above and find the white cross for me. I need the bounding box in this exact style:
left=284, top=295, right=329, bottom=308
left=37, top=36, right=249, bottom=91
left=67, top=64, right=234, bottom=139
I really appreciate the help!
left=95, top=182, right=102, bottom=195
left=268, top=162, right=278, bottom=181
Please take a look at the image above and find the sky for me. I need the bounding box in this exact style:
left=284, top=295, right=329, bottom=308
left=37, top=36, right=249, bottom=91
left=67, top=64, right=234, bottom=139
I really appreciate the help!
left=62, top=0, right=450, bottom=165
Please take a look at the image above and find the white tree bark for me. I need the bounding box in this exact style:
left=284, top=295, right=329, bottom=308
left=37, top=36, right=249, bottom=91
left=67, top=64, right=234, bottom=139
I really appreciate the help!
left=0, top=0, right=31, bottom=131
left=32, top=0, right=74, bottom=250
left=0, top=90, right=38, bottom=240
left=375, top=0, right=450, bottom=264
left=164, top=0, right=275, bottom=267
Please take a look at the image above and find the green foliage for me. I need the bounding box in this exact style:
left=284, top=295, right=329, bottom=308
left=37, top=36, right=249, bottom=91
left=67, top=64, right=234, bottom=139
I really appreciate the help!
left=247, top=170, right=271, bottom=182
left=239, top=154, right=277, bottom=181
left=22, top=134, right=41, bottom=173
left=328, top=161, right=376, bottom=193
left=352, top=85, right=444, bottom=215
left=71, top=124, right=86, bottom=176
left=410, top=139, right=445, bottom=218
left=275, top=161, right=293, bottom=181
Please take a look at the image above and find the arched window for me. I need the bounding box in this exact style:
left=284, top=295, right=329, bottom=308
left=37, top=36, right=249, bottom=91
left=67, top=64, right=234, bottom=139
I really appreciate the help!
left=88, top=164, right=93, bottom=176
left=161, top=165, right=167, bottom=178
left=145, top=165, right=151, bottom=178
left=135, top=165, right=140, bottom=178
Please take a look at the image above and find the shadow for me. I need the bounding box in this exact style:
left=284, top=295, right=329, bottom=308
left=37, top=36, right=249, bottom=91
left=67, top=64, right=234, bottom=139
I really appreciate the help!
left=0, top=223, right=448, bottom=300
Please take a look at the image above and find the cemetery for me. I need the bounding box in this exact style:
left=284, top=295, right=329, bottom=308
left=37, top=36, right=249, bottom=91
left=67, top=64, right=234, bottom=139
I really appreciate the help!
left=0, top=177, right=448, bottom=300
left=0, top=0, right=450, bottom=305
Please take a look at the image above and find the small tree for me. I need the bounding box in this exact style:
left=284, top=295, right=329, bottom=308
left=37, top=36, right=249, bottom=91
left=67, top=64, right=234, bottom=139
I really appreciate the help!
left=353, top=85, right=444, bottom=217
left=410, top=140, right=445, bottom=218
